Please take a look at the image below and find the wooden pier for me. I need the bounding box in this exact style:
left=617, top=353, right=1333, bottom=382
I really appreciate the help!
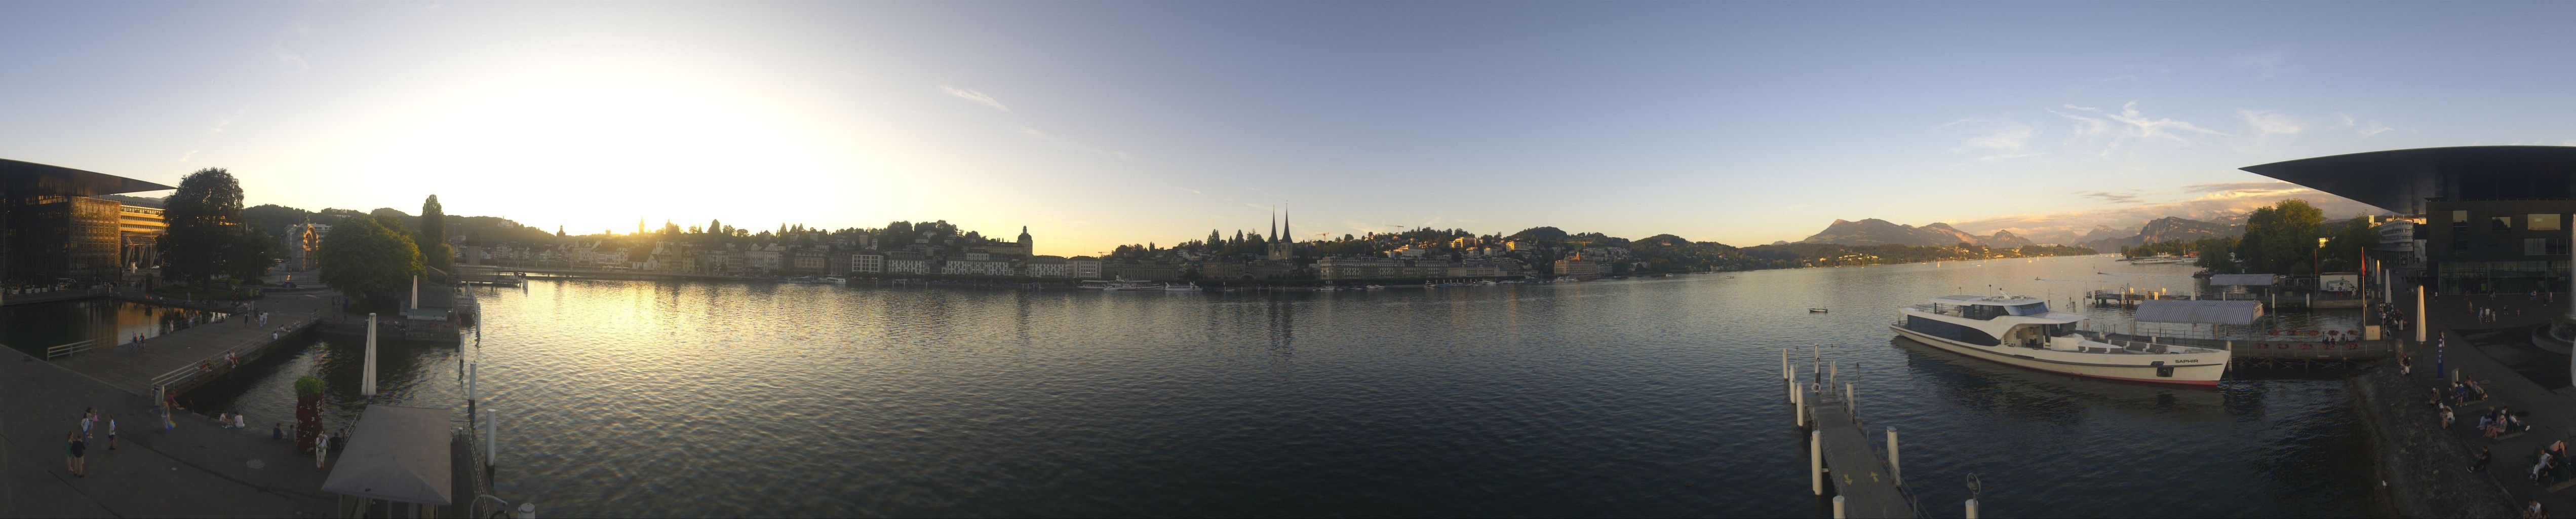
left=1786, top=350, right=1921, bottom=518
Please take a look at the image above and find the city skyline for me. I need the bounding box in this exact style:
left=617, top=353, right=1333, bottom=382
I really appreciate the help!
left=6, top=2, right=2575, bottom=255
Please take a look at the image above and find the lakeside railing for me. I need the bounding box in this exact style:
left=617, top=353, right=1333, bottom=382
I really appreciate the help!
left=148, top=318, right=313, bottom=400
left=44, top=339, right=98, bottom=359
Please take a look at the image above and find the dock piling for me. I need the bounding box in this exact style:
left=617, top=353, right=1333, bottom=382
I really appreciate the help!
left=1966, top=499, right=1978, bottom=519
left=1886, top=427, right=1900, bottom=485
left=1811, top=430, right=1824, bottom=496
left=1832, top=496, right=1846, bottom=518
left=486, top=409, right=499, bottom=466
left=1794, top=386, right=1806, bottom=428
left=363, top=313, right=378, bottom=397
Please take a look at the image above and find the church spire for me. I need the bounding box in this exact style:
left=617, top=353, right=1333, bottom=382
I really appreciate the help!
left=1270, top=206, right=1278, bottom=243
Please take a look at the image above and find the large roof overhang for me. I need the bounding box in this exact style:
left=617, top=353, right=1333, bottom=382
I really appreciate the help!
left=0, top=159, right=176, bottom=197
left=2239, top=146, right=2576, bottom=214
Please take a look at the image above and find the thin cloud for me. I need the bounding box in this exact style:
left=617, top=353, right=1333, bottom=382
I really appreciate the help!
left=2234, top=50, right=2289, bottom=79
left=2237, top=109, right=2305, bottom=136
left=2049, top=101, right=2229, bottom=158
left=177, top=149, right=200, bottom=162
left=943, top=86, right=1011, bottom=113
left=2358, top=121, right=2395, bottom=138
left=2075, top=190, right=2143, bottom=204
left=1939, top=119, right=2041, bottom=161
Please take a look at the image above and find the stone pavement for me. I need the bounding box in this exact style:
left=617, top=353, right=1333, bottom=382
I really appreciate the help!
left=2380, top=289, right=2576, bottom=516
left=2, top=342, right=336, bottom=517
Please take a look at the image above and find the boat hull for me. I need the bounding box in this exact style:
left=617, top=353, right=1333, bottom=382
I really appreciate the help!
left=1890, top=325, right=2225, bottom=385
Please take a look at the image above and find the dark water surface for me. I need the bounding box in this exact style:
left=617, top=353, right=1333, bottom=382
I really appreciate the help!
left=1, top=299, right=227, bottom=357
left=202, top=255, right=2374, bottom=517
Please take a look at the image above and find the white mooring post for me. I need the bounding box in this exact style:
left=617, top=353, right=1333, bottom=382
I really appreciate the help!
left=1831, top=496, right=1846, bottom=518
left=1887, top=427, right=1901, bottom=485
left=1966, top=499, right=1979, bottom=519
left=362, top=313, right=378, bottom=397
left=467, top=361, right=478, bottom=404
left=517, top=503, right=536, bottom=519
left=1846, top=383, right=1855, bottom=414
left=1810, top=430, right=1825, bottom=495
left=1794, top=386, right=1806, bottom=428
left=486, top=409, right=499, bottom=466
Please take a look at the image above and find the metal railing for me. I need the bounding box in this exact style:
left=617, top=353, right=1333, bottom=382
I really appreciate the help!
left=147, top=318, right=310, bottom=395
left=43, top=339, right=98, bottom=359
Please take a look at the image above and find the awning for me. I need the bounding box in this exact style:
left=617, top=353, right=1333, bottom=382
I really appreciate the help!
left=321, top=405, right=454, bottom=505
left=2208, top=274, right=2277, bottom=286
left=2134, top=300, right=2265, bottom=325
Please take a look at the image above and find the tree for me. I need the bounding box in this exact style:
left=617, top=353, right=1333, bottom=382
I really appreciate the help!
left=2318, top=215, right=2380, bottom=273
left=318, top=216, right=424, bottom=302
left=227, top=224, right=282, bottom=281
left=162, top=168, right=245, bottom=284
left=2237, top=199, right=2325, bottom=275
left=419, top=195, right=453, bottom=271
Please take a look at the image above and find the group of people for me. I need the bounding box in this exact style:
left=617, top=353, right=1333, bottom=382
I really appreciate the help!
left=64, top=407, right=114, bottom=478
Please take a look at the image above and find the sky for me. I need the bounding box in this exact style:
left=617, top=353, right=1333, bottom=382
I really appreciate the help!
left=4, top=2, right=2574, bottom=255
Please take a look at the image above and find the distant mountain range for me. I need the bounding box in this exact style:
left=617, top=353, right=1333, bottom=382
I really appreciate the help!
left=1797, top=219, right=2034, bottom=248
left=1801, top=215, right=2242, bottom=250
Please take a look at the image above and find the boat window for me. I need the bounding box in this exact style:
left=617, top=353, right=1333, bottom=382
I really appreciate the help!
left=2040, top=323, right=2076, bottom=337
left=1957, top=305, right=2003, bottom=320
left=2004, top=303, right=2050, bottom=316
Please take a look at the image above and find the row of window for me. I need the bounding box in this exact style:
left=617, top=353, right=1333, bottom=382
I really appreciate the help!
left=2448, top=237, right=2573, bottom=255
left=2452, top=210, right=2565, bottom=233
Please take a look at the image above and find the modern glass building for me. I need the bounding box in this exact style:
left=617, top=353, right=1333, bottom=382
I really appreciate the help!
left=2240, top=146, right=2576, bottom=294
left=1, top=159, right=175, bottom=287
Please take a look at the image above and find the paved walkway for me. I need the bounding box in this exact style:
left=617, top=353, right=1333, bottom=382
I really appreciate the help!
left=52, top=292, right=337, bottom=397
left=2, top=349, right=336, bottom=517
left=2384, top=289, right=2576, bottom=515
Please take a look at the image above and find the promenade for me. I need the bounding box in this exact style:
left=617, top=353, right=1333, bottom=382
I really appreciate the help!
left=2366, top=288, right=2576, bottom=516
left=2, top=348, right=336, bottom=517
left=4, top=289, right=353, bottom=517
left=51, top=292, right=336, bottom=397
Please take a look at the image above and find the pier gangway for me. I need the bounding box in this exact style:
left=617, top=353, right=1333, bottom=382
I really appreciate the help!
left=1784, top=348, right=1924, bottom=518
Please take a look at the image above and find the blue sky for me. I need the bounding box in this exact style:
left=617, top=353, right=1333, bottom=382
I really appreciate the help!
left=4, top=2, right=2573, bottom=254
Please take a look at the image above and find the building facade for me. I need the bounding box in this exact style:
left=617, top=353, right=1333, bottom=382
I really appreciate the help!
left=850, top=252, right=885, bottom=273
left=2240, top=146, right=2576, bottom=294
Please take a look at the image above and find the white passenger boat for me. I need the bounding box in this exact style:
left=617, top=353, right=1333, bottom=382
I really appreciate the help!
left=1890, top=294, right=2228, bottom=385
left=1079, top=279, right=1166, bottom=291
left=1162, top=283, right=1203, bottom=292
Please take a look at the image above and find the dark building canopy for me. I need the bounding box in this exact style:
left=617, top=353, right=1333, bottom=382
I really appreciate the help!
left=2238, top=145, right=2576, bottom=214
left=0, top=158, right=175, bottom=197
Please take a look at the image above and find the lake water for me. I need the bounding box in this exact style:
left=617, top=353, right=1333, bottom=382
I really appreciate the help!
left=196, top=255, right=2374, bottom=517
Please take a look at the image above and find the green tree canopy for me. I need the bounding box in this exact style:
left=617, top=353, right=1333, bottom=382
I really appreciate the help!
left=318, top=215, right=424, bottom=302
left=419, top=195, right=452, bottom=271
left=2318, top=216, right=2380, bottom=273
left=2237, top=199, right=2325, bottom=275
left=162, top=168, right=245, bottom=284
left=227, top=224, right=282, bottom=281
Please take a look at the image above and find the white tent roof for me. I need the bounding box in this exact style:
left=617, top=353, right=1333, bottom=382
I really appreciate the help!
left=2133, top=300, right=2265, bottom=325
left=321, top=405, right=454, bottom=505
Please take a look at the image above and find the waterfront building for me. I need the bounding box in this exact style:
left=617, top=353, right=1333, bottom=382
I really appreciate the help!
left=747, top=245, right=783, bottom=273
left=1447, top=264, right=1503, bottom=278
left=2241, top=146, right=2576, bottom=293
left=1025, top=255, right=1069, bottom=277
left=963, top=252, right=991, bottom=262
left=1018, top=226, right=1034, bottom=257
left=1555, top=254, right=1606, bottom=278
left=793, top=249, right=826, bottom=273
left=1067, top=255, right=1104, bottom=278
left=2, top=160, right=172, bottom=285
left=116, top=202, right=165, bottom=272
left=1200, top=260, right=1245, bottom=279
left=1105, top=261, right=1179, bottom=281
left=827, top=251, right=851, bottom=275
left=850, top=251, right=885, bottom=274
left=885, top=251, right=929, bottom=275
left=1317, top=256, right=1400, bottom=281
left=941, top=257, right=1014, bottom=276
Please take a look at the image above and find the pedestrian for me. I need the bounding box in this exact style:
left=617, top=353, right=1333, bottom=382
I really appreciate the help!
left=66, top=431, right=85, bottom=477
left=314, top=431, right=331, bottom=468
left=80, top=407, right=95, bottom=440
left=105, top=415, right=115, bottom=451
left=2477, top=446, right=2495, bottom=472
left=272, top=422, right=283, bottom=441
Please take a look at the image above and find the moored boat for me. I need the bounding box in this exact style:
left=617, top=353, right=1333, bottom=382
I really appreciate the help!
left=1889, top=294, right=2228, bottom=385
left=1162, top=283, right=1203, bottom=292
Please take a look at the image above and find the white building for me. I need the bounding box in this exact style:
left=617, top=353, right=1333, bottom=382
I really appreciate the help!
left=941, top=258, right=1015, bottom=276
left=850, top=251, right=885, bottom=274
left=885, top=251, right=930, bottom=275
left=1025, top=255, right=1069, bottom=277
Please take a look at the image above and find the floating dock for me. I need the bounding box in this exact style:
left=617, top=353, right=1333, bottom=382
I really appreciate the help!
left=1785, top=349, right=1924, bottom=518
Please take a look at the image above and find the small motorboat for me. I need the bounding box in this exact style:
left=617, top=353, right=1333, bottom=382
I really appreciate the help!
left=1808, top=308, right=1829, bottom=313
